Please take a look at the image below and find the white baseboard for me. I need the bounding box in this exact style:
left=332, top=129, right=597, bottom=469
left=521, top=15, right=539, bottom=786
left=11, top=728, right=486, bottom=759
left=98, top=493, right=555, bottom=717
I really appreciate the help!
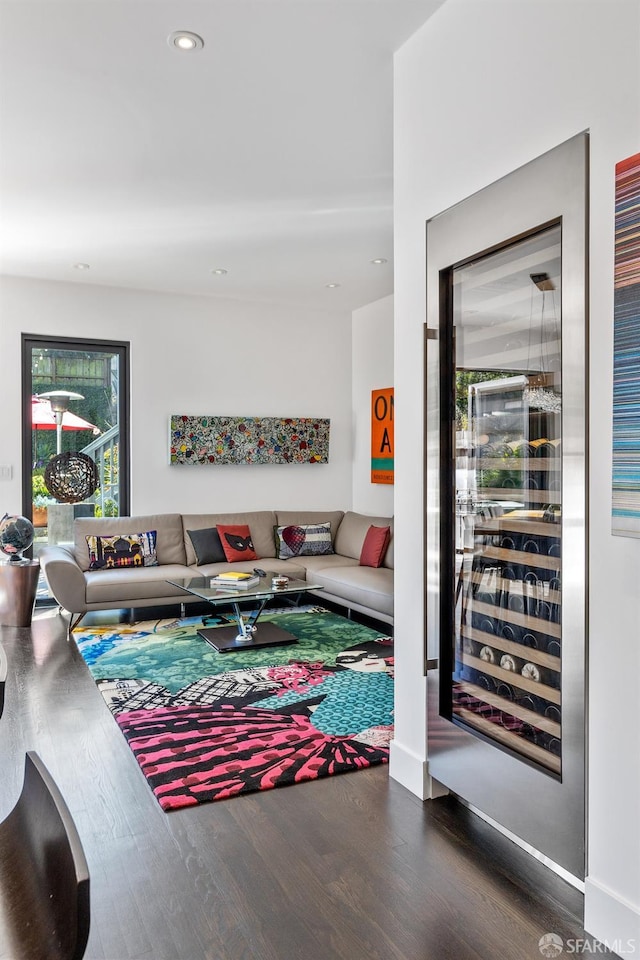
left=584, top=877, right=640, bottom=956
left=389, top=739, right=448, bottom=800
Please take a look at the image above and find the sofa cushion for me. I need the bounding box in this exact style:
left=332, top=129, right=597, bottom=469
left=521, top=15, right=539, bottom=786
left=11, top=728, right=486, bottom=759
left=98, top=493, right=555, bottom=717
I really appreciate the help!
left=85, top=563, right=194, bottom=604
left=275, top=510, right=344, bottom=540
left=359, top=525, right=391, bottom=568
left=291, top=554, right=357, bottom=577
left=334, top=511, right=393, bottom=568
left=74, top=514, right=186, bottom=571
left=186, top=527, right=226, bottom=565
left=182, top=512, right=277, bottom=565
left=216, top=524, right=258, bottom=562
left=86, top=531, right=158, bottom=570
left=194, top=559, right=307, bottom=580
left=309, top=565, right=394, bottom=618
left=275, top=522, right=333, bottom=559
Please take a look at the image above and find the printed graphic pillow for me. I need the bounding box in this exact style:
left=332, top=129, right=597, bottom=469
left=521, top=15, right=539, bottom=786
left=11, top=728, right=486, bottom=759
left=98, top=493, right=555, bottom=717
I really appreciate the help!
left=216, top=524, right=257, bottom=562
left=86, top=531, right=158, bottom=570
left=359, top=525, right=391, bottom=568
left=276, top=522, right=334, bottom=559
left=187, top=527, right=226, bottom=565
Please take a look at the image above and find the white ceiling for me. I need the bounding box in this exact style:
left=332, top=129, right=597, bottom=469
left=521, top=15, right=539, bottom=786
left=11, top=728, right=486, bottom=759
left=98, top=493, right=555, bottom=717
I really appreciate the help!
left=0, top=0, right=444, bottom=312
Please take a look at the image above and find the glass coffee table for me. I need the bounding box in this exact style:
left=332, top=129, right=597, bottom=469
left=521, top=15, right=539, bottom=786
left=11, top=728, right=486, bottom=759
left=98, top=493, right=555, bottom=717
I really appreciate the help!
left=167, top=574, right=322, bottom=653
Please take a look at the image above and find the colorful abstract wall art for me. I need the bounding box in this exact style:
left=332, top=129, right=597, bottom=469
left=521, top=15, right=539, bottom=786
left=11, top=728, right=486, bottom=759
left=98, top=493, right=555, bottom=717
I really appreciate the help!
left=170, top=416, right=330, bottom=465
left=612, top=152, right=640, bottom=537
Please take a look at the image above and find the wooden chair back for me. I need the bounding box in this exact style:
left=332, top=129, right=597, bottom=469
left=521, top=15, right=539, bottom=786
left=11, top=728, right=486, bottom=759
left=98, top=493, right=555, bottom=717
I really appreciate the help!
left=0, top=645, right=6, bottom=719
left=0, top=751, right=90, bottom=960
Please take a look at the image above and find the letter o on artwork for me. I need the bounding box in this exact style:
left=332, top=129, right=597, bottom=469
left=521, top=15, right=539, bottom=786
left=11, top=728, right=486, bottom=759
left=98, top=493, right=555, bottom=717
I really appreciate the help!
left=374, top=395, right=388, bottom=421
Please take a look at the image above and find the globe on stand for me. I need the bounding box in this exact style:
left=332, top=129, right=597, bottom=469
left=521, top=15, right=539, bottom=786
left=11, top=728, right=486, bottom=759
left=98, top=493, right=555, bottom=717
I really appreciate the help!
left=0, top=514, right=35, bottom=562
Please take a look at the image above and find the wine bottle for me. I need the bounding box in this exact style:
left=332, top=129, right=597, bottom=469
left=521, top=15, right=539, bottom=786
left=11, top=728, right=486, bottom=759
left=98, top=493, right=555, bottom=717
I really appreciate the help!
left=544, top=704, right=561, bottom=723
left=500, top=654, right=517, bottom=672
left=521, top=662, right=541, bottom=683
left=500, top=622, right=520, bottom=644
left=508, top=593, right=525, bottom=614
left=535, top=440, right=555, bottom=458
left=479, top=645, right=496, bottom=664
left=518, top=441, right=536, bottom=459
left=514, top=689, right=552, bottom=717
left=496, top=681, right=514, bottom=700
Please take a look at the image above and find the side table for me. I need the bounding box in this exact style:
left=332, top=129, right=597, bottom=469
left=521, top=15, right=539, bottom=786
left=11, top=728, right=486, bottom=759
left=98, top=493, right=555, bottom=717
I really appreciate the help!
left=0, top=560, right=40, bottom=627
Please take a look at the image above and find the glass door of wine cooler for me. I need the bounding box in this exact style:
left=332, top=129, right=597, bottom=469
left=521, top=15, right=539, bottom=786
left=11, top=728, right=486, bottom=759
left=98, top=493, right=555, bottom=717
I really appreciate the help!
left=425, top=135, right=587, bottom=880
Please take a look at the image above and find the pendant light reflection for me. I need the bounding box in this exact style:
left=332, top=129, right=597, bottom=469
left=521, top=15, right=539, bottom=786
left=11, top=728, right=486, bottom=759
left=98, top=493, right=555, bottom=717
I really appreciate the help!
left=523, top=272, right=561, bottom=414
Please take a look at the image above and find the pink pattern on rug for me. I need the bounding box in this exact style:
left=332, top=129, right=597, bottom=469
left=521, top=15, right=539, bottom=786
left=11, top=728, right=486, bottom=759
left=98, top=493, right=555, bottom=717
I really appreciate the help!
left=265, top=660, right=331, bottom=694
left=117, top=702, right=388, bottom=810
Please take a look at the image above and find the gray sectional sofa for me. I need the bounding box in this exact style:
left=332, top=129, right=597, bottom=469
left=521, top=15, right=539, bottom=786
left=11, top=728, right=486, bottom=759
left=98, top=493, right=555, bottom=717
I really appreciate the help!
left=39, top=509, right=394, bottom=626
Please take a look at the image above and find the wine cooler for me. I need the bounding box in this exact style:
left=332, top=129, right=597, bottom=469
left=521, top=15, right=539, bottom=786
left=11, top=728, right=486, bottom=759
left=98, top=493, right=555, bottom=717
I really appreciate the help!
left=425, top=135, right=587, bottom=879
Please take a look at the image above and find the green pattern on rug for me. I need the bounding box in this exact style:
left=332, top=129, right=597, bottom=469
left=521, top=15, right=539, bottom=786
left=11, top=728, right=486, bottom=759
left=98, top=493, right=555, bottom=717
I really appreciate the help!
left=75, top=606, right=389, bottom=695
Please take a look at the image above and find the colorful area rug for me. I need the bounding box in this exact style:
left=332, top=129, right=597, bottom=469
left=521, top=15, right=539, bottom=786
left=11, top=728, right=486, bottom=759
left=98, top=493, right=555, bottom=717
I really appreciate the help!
left=72, top=605, right=393, bottom=810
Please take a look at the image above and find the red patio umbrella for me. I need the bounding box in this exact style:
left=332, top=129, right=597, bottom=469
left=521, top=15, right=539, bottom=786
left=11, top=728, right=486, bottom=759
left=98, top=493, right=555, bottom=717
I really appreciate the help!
left=32, top=396, right=101, bottom=465
left=31, top=396, right=101, bottom=433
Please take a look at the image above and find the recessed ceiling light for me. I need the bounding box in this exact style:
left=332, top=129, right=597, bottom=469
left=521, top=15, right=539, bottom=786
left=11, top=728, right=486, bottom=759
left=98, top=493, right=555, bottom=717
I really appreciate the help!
left=168, top=31, right=204, bottom=52
left=325, top=282, right=340, bottom=289
left=211, top=268, right=228, bottom=275
left=73, top=262, right=90, bottom=270
left=370, top=258, right=388, bottom=265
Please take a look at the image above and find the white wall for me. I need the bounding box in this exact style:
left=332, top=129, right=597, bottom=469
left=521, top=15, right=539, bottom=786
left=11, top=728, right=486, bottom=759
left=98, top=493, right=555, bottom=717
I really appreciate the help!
left=352, top=294, right=394, bottom=515
left=0, top=277, right=353, bottom=515
left=393, top=0, right=640, bottom=950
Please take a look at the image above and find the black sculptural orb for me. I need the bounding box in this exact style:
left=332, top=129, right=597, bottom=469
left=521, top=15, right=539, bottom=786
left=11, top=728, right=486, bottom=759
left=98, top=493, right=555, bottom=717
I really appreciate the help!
left=45, top=452, right=99, bottom=505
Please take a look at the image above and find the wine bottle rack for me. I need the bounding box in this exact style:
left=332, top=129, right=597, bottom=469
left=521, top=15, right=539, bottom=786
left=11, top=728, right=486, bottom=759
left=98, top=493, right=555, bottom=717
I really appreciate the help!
left=453, top=442, right=562, bottom=775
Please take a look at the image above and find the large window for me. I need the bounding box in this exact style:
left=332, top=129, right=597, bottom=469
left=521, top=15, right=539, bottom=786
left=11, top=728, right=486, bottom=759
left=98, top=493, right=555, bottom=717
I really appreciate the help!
left=21, top=335, right=130, bottom=603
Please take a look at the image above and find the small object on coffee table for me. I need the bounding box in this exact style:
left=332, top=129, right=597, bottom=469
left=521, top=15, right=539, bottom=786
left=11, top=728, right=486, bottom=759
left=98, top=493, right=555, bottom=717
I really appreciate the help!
left=272, top=576, right=289, bottom=589
left=209, top=572, right=260, bottom=589
left=211, top=570, right=255, bottom=582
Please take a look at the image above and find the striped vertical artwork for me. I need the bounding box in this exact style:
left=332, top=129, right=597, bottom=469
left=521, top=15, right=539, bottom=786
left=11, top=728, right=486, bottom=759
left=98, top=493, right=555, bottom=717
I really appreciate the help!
left=612, top=152, right=640, bottom=537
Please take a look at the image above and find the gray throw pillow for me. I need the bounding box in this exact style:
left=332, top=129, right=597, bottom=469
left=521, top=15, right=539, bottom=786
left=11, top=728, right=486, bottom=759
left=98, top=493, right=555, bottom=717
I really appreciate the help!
left=187, top=527, right=226, bottom=565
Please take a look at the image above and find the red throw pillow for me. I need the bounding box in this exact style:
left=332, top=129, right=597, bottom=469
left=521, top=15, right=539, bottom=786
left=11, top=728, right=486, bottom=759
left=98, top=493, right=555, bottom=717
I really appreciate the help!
left=216, top=524, right=258, bottom=562
left=359, top=525, right=391, bottom=568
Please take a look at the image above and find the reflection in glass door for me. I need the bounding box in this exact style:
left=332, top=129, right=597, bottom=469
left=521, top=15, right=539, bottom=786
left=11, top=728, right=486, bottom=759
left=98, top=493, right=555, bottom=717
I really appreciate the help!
left=22, top=335, right=129, bottom=604
left=425, top=134, right=587, bottom=880
left=451, top=224, right=562, bottom=775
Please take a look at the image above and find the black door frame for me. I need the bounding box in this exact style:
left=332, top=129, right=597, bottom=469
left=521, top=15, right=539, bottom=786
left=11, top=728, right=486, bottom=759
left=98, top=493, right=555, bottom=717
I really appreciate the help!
left=21, top=333, right=131, bottom=524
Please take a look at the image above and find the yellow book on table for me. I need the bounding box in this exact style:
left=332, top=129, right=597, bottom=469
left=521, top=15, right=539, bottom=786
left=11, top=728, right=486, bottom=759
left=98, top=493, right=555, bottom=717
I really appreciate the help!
left=214, top=571, right=255, bottom=580
left=210, top=571, right=260, bottom=589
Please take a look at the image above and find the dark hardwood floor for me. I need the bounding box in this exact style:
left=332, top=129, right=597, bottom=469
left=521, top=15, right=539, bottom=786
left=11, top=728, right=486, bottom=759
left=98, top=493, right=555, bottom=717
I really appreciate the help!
left=0, top=607, right=596, bottom=960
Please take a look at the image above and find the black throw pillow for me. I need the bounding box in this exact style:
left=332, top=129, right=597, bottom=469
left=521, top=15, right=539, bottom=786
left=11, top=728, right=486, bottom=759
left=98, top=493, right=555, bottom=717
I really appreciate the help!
left=187, top=527, right=226, bottom=565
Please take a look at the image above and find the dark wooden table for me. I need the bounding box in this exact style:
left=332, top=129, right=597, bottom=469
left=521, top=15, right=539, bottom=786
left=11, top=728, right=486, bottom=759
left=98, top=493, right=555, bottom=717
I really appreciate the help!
left=0, top=559, right=40, bottom=626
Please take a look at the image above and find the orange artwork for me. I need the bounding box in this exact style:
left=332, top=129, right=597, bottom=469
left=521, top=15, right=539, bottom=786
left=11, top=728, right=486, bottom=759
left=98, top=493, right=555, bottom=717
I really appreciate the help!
left=371, top=388, right=394, bottom=484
